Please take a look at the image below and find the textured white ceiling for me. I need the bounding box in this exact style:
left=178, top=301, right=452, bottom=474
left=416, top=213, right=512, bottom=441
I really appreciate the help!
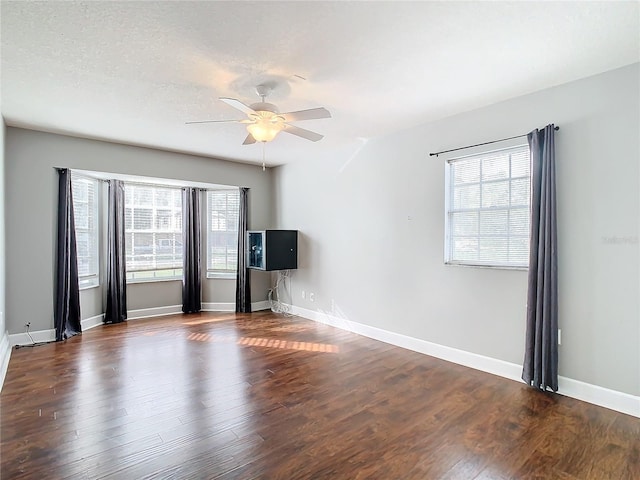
left=1, top=1, right=638, bottom=167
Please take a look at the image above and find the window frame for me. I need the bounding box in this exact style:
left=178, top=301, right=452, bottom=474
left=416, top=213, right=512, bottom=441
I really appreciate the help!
left=71, top=172, right=100, bottom=289
left=206, top=188, right=240, bottom=279
left=124, top=183, right=184, bottom=283
left=444, top=144, right=531, bottom=270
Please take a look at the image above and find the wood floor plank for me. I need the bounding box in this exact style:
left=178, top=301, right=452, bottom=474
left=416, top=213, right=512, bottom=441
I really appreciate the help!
left=1, top=311, right=638, bottom=479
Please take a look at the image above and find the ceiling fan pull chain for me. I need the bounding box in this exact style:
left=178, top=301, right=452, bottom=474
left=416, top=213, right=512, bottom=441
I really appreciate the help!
left=262, top=142, right=266, bottom=171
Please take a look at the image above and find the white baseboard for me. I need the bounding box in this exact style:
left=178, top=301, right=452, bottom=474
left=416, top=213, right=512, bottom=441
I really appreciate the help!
left=557, top=376, right=640, bottom=418
left=252, top=300, right=271, bottom=311
left=131, top=301, right=271, bottom=316
left=202, top=302, right=234, bottom=312
left=81, top=314, right=104, bottom=331
left=202, top=301, right=271, bottom=312
left=5, top=301, right=271, bottom=350
left=9, top=328, right=56, bottom=347
left=7, top=302, right=273, bottom=346
left=288, top=305, right=640, bottom=418
left=8, top=315, right=106, bottom=347
left=127, top=305, right=183, bottom=320
left=0, top=330, right=11, bottom=392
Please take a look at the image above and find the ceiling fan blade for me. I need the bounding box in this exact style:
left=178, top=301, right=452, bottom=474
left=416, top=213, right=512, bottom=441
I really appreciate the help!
left=280, top=107, right=331, bottom=122
left=283, top=124, right=324, bottom=142
left=185, top=119, right=244, bottom=125
left=242, top=133, right=257, bottom=145
left=220, top=97, right=257, bottom=116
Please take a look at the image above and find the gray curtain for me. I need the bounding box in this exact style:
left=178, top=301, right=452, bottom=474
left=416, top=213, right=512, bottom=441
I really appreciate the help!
left=54, top=169, right=82, bottom=341
left=522, top=124, right=558, bottom=392
left=235, top=187, right=251, bottom=313
left=182, top=188, right=202, bottom=313
left=104, top=180, right=127, bottom=324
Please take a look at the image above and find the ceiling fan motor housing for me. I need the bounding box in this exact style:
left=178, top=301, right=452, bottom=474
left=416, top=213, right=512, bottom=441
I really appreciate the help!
left=249, top=102, right=279, bottom=114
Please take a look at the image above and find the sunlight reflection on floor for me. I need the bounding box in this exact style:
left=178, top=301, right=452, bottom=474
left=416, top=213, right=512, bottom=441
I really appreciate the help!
left=182, top=316, right=238, bottom=326
left=186, top=332, right=339, bottom=353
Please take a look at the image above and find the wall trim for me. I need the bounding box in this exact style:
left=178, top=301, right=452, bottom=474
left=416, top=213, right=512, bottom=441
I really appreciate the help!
left=129, top=301, right=271, bottom=318
left=0, top=330, right=11, bottom=392
left=252, top=300, right=271, bottom=311
left=8, top=302, right=272, bottom=346
left=9, top=328, right=56, bottom=347
left=127, top=305, right=183, bottom=320
left=202, top=302, right=234, bottom=312
left=9, top=315, right=104, bottom=348
left=557, top=376, right=640, bottom=419
left=288, top=304, right=640, bottom=418
left=81, top=314, right=104, bottom=331
left=202, top=301, right=271, bottom=312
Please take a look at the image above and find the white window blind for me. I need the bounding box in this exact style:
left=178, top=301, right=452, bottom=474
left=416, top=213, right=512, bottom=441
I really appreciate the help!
left=71, top=173, right=100, bottom=288
left=124, top=184, right=183, bottom=281
left=207, top=189, right=240, bottom=276
left=445, top=145, right=531, bottom=268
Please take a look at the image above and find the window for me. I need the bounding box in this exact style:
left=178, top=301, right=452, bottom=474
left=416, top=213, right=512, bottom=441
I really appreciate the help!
left=124, top=184, right=183, bottom=281
left=207, top=189, right=240, bottom=277
left=445, top=145, right=530, bottom=268
left=71, top=173, right=100, bottom=288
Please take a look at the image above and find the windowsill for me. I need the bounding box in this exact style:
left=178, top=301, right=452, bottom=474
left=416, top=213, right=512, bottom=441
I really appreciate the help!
left=126, top=277, right=182, bottom=285
left=79, top=283, right=100, bottom=291
left=445, top=261, right=528, bottom=271
left=206, top=272, right=237, bottom=280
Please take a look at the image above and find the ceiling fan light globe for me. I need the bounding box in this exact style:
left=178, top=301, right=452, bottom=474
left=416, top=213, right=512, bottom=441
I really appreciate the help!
left=247, top=120, right=281, bottom=142
left=246, top=110, right=285, bottom=142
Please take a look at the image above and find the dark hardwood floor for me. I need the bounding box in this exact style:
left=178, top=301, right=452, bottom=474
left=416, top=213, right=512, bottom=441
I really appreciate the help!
left=1, top=311, right=638, bottom=479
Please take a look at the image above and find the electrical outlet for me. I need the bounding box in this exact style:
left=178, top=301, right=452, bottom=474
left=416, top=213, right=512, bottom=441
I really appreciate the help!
left=310, top=292, right=315, bottom=302
left=302, top=290, right=306, bottom=300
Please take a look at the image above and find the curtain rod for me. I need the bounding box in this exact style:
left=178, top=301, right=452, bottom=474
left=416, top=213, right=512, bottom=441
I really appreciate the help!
left=429, top=125, right=559, bottom=157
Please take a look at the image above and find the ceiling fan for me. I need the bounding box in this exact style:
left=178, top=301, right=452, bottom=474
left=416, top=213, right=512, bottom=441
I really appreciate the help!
left=186, top=84, right=331, bottom=145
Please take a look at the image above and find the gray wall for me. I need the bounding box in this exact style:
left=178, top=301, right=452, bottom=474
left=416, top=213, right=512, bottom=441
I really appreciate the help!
left=5, top=129, right=274, bottom=333
left=274, top=64, right=639, bottom=396
left=0, top=119, right=5, bottom=338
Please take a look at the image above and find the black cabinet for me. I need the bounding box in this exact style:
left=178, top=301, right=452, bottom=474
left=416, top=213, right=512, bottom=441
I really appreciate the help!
left=248, top=230, right=298, bottom=271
